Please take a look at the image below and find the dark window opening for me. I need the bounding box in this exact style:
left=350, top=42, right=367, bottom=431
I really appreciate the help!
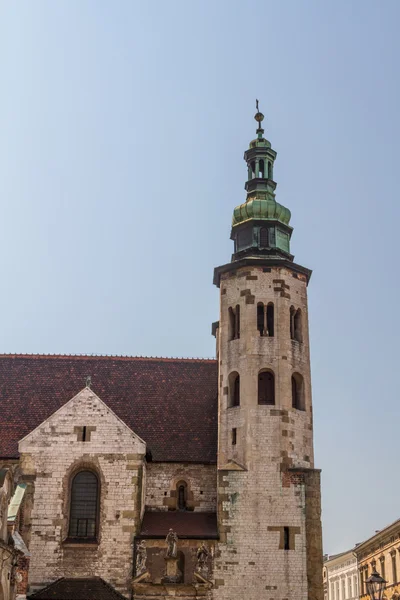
left=290, top=306, right=295, bottom=340
left=259, top=159, right=265, bottom=178
left=69, top=471, right=99, bottom=539
left=251, top=161, right=256, bottom=179
left=294, top=309, right=302, bottom=342
left=235, top=305, right=240, bottom=339
left=260, top=227, right=269, bottom=248
left=232, top=428, right=237, bottom=445
left=257, top=303, right=264, bottom=336
left=267, top=303, right=274, bottom=337
left=228, top=305, right=240, bottom=341
left=290, top=307, right=303, bottom=342
left=178, top=484, right=187, bottom=510
left=292, top=373, right=305, bottom=411
left=257, top=302, right=274, bottom=337
left=284, top=526, right=290, bottom=550
left=258, top=370, right=275, bottom=405
left=82, top=426, right=87, bottom=442
left=233, top=374, right=240, bottom=407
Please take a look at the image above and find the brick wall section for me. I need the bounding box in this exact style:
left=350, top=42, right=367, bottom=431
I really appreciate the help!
left=18, top=388, right=146, bottom=598
left=214, top=265, right=323, bottom=600
left=304, top=470, right=324, bottom=600
left=145, top=463, right=217, bottom=512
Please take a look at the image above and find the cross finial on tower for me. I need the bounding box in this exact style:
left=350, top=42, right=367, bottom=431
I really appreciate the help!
left=254, top=100, right=264, bottom=136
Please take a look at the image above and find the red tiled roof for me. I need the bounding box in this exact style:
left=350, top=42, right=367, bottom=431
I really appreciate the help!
left=28, top=577, right=127, bottom=599
left=0, top=355, right=218, bottom=463
left=140, top=511, right=218, bottom=539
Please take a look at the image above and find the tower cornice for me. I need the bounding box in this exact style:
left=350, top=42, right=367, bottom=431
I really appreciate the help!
left=213, top=257, right=312, bottom=287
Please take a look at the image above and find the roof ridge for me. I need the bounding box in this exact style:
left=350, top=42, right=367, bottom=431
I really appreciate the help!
left=0, top=353, right=216, bottom=363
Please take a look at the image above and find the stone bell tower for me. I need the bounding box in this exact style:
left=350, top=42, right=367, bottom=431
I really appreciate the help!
left=212, top=106, right=323, bottom=600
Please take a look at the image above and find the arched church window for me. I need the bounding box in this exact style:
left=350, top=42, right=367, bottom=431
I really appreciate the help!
left=259, top=159, right=265, bottom=178
left=292, top=373, right=305, bottom=411
left=68, top=471, right=99, bottom=539
left=176, top=481, right=188, bottom=511
left=258, top=370, right=275, bottom=405
left=251, top=161, right=256, bottom=179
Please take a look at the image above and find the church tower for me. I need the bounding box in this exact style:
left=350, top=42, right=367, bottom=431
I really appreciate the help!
left=213, top=107, right=323, bottom=600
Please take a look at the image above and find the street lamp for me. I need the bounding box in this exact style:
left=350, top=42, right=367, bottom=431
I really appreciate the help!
left=366, top=569, right=387, bottom=600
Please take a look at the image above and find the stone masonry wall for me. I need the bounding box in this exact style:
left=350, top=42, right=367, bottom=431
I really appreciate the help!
left=145, top=463, right=217, bottom=512
left=18, top=388, right=146, bottom=599
left=214, top=265, right=322, bottom=600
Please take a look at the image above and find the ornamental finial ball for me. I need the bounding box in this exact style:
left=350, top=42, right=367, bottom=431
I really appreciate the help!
left=255, top=111, right=264, bottom=123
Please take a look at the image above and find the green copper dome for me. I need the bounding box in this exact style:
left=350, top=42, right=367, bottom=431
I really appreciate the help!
left=232, top=197, right=291, bottom=227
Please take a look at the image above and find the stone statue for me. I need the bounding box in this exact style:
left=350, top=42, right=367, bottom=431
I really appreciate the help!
left=165, top=529, right=178, bottom=558
left=136, top=540, right=147, bottom=575
left=196, top=544, right=210, bottom=573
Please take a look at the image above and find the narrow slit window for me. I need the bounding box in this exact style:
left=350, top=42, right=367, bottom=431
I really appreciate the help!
left=232, top=428, right=237, bottom=445
left=284, top=527, right=290, bottom=550
left=235, top=304, right=240, bottom=339
left=267, top=303, right=274, bottom=337
left=257, top=303, right=264, bottom=336
left=229, top=372, right=240, bottom=407
left=290, top=306, right=296, bottom=340
left=259, top=159, right=265, bottom=178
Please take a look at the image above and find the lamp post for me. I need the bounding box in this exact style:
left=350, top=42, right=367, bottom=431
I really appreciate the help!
left=366, top=569, right=387, bottom=600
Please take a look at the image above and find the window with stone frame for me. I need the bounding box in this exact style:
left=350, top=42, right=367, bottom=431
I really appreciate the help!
left=68, top=471, right=99, bottom=540
left=392, top=551, right=398, bottom=584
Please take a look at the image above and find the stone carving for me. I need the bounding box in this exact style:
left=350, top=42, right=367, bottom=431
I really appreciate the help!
left=136, top=540, right=147, bottom=575
left=165, top=529, right=178, bottom=558
left=195, top=544, right=210, bottom=574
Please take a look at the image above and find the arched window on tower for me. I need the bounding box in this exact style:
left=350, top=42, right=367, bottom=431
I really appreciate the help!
left=258, top=370, right=275, bottom=405
left=228, top=305, right=240, bottom=341
left=256, top=302, right=274, bottom=337
left=251, top=161, right=256, bottom=179
left=292, top=373, right=305, bottom=411
left=68, top=471, right=99, bottom=540
left=259, top=159, right=265, bottom=178
left=257, top=303, right=264, bottom=336
left=267, top=303, right=274, bottom=337
left=229, top=372, right=240, bottom=407
left=290, top=307, right=303, bottom=342
left=294, top=309, right=302, bottom=342
left=260, top=227, right=269, bottom=248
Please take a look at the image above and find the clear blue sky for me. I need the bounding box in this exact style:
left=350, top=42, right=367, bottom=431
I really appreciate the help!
left=1, top=0, right=400, bottom=555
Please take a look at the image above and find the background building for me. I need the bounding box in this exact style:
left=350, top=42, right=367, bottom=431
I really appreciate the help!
left=324, top=550, right=359, bottom=600
left=355, top=519, right=400, bottom=600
